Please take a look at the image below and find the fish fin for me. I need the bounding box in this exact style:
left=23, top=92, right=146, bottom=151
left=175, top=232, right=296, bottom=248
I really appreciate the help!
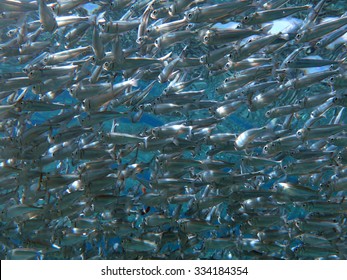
left=143, top=136, right=149, bottom=149
left=179, top=45, right=189, bottom=59
left=260, top=24, right=273, bottom=34
left=159, top=52, right=172, bottom=62
left=172, top=137, right=179, bottom=146
left=168, top=70, right=180, bottom=81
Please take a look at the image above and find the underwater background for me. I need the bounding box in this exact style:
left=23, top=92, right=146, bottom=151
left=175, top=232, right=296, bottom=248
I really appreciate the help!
left=1, top=0, right=347, bottom=259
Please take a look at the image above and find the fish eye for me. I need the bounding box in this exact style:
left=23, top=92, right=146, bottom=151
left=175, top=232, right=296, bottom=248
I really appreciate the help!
left=264, top=146, right=268, bottom=151
left=305, top=47, right=313, bottom=55
left=187, top=13, right=193, bottom=19
left=283, top=165, right=287, bottom=170
left=155, top=39, right=159, bottom=46
left=203, top=36, right=209, bottom=42
left=243, top=16, right=249, bottom=22
left=153, top=10, right=157, bottom=15
left=265, top=110, right=271, bottom=117
left=296, top=33, right=302, bottom=40
left=297, top=131, right=302, bottom=136
left=330, top=77, right=334, bottom=83
left=316, top=41, right=321, bottom=47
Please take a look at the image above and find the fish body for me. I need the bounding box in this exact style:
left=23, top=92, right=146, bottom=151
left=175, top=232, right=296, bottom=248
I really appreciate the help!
left=1, top=0, right=347, bottom=261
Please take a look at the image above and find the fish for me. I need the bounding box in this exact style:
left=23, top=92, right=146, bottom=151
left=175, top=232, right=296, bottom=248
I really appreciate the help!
left=229, top=33, right=282, bottom=62
left=201, top=27, right=268, bottom=45
left=1, top=0, right=347, bottom=261
left=296, top=14, right=347, bottom=43
left=242, top=5, right=310, bottom=25
left=185, top=0, right=253, bottom=23
left=38, top=0, right=58, bottom=32
left=315, top=24, right=347, bottom=50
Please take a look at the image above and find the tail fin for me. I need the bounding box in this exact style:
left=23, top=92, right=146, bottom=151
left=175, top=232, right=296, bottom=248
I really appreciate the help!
left=159, top=52, right=172, bottom=62
left=130, top=78, right=139, bottom=88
